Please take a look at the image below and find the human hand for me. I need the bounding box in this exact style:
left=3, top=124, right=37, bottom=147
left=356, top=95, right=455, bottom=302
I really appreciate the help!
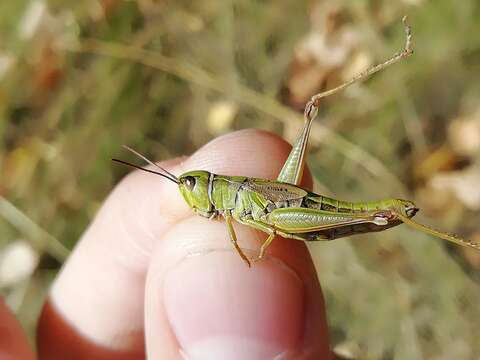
left=4, top=129, right=331, bottom=359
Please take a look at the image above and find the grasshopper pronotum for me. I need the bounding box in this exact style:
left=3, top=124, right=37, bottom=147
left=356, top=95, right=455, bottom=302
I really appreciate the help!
left=113, top=17, right=479, bottom=266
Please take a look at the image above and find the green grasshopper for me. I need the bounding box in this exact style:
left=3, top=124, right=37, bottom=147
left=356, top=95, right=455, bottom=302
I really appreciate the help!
left=113, top=17, right=479, bottom=266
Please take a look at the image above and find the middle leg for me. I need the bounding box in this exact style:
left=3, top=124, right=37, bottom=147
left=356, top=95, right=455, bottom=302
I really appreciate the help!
left=240, top=219, right=277, bottom=262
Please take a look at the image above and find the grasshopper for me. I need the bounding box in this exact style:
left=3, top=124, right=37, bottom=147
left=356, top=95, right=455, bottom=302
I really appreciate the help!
left=113, top=17, right=479, bottom=266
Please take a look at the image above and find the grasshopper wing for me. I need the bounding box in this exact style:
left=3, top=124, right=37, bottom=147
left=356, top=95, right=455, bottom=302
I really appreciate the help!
left=243, top=179, right=307, bottom=203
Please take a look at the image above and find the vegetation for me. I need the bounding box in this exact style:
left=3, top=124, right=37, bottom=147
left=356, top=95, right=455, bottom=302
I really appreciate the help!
left=1, top=1, right=479, bottom=358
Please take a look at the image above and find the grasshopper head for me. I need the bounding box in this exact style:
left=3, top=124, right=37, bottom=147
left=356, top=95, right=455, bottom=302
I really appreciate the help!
left=178, top=170, right=212, bottom=215
left=395, top=199, right=419, bottom=218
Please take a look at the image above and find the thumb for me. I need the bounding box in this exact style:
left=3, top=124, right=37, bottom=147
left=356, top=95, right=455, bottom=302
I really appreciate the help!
left=144, top=216, right=331, bottom=359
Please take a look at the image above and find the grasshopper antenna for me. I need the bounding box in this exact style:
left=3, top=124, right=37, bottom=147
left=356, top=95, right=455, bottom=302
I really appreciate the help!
left=112, top=158, right=179, bottom=184
left=121, top=145, right=179, bottom=181
left=305, top=15, right=413, bottom=119
left=395, top=212, right=480, bottom=251
left=112, top=145, right=179, bottom=184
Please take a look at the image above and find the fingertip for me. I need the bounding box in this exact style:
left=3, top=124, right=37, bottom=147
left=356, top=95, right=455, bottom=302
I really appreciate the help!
left=144, top=217, right=330, bottom=359
left=163, top=251, right=305, bottom=359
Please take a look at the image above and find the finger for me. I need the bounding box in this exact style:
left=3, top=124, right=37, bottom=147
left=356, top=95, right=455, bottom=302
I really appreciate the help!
left=37, top=129, right=316, bottom=357
left=0, top=297, right=35, bottom=360
left=37, top=154, right=187, bottom=360
left=144, top=217, right=330, bottom=359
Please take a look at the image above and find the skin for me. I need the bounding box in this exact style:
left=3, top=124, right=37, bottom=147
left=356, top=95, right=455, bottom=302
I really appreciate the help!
left=1, top=129, right=332, bottom=359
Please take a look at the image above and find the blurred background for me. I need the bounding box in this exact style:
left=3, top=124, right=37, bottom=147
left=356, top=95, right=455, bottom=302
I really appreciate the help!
left=1, top=0, right=479, bottom=358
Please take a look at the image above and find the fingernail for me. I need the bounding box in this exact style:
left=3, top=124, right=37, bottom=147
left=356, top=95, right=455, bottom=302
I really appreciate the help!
left=163, top=251, right=305, bottom=360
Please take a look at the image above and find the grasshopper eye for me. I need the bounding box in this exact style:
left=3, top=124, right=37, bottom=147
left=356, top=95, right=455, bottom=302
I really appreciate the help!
left=183, top=176, right=196, bottom=190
